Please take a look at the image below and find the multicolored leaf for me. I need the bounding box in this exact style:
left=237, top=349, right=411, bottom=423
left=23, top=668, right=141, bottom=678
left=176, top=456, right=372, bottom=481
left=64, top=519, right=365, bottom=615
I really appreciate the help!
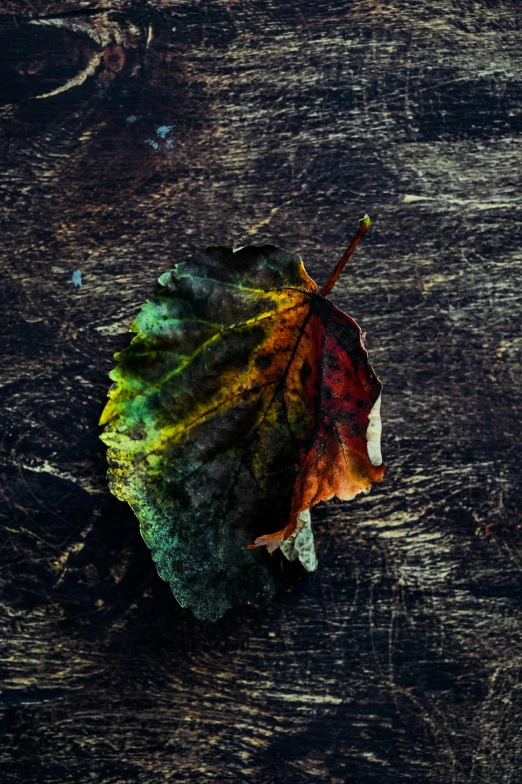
left=100, top=220, right=385, bottom=621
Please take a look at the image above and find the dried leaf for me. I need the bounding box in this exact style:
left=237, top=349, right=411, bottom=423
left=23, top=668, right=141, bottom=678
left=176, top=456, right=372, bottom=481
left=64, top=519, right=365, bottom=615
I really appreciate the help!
left=100, top=219, right=385, bottom=620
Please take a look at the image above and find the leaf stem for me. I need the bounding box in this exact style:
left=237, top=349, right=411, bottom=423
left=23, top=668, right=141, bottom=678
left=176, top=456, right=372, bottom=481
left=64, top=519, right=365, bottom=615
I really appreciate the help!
left=320, top=214, right=371, bottom=297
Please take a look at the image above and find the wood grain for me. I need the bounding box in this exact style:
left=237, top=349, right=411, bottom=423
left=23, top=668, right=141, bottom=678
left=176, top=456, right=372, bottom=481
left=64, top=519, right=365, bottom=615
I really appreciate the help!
left=1, top=1, right=521, bottom=781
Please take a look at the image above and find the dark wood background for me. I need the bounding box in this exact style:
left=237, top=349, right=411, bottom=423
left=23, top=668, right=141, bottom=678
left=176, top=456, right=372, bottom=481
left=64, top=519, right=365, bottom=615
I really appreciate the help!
left=1, top=1, right=521, bottom=781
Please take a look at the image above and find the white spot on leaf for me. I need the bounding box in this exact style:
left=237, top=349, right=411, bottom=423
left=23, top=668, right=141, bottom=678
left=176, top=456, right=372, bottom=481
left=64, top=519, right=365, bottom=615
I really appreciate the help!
left=367, top=392, right=382, bottom=466
left=280, top=509, right=318, bottom=572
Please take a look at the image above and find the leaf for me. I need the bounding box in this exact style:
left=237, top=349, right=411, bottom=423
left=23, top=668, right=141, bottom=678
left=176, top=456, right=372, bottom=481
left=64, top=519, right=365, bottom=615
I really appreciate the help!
left=100, top=218, right=385, bottom=621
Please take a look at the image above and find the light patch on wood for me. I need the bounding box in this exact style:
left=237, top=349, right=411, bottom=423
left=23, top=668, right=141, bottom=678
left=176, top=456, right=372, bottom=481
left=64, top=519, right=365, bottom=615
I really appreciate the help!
left=35, top=50, right=104, bottom=100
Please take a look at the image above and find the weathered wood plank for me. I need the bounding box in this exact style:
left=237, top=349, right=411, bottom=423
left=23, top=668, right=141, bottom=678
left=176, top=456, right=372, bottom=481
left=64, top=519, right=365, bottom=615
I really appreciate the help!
left=1, top=1, right=521, bottom=781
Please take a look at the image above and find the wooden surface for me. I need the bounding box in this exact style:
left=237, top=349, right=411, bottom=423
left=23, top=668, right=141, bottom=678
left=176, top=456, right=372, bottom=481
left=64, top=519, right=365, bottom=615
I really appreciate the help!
left=1, top=1, right=522, bottom=781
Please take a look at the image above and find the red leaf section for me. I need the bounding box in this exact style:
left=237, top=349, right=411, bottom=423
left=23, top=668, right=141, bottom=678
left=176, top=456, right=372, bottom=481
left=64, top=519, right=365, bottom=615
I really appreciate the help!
left=251, top=301, right=385, bottom=552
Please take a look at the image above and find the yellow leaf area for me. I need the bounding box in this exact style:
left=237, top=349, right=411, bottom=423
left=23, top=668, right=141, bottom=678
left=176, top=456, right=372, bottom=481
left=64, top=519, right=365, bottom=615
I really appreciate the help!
left=100, top=255, right=318, bottom=505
